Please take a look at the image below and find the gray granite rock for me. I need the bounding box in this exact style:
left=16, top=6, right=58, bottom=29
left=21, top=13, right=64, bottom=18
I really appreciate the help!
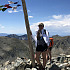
left=0, top=55, right=70, bottom=70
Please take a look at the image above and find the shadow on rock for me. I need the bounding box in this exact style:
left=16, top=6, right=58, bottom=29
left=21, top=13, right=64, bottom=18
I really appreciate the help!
left=49, top=64, right=61, bottom=70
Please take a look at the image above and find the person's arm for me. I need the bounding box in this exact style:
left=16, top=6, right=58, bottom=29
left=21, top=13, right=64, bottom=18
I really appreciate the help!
left=37, top=30, right=40, bottom=38
left=46, top=31, right=50, bottom=46
left=30, top=30, right=37, bottom=47
left=43, top=30, right=50, bottom=46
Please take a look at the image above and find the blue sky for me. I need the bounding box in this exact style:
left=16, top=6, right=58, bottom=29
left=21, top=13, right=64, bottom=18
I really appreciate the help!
left=0, top=0, right=70, bottom=36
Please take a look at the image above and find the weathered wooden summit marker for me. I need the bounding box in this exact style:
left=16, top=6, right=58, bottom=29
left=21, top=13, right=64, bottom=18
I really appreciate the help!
left=21, top=0, right=35, bottom=67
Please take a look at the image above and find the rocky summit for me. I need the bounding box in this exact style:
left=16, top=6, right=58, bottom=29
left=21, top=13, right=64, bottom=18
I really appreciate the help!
left=0, top=54, right=70, bottom=70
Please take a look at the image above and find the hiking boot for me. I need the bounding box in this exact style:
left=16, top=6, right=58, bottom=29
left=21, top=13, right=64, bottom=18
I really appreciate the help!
left=42, top=68, right=45, bottom=70
left=38, top=64, right=43, bottom=70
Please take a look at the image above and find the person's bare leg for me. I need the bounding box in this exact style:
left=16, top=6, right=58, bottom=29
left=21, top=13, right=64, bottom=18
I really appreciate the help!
left=49, top=50, right=51, bottom=62
left=42, top=51, right=46, bottom=68
left=35, top=51, right=42, bottom=65
left=34, top=53, right=36, bottom=59
left=46, top=49, right=48, bottom=62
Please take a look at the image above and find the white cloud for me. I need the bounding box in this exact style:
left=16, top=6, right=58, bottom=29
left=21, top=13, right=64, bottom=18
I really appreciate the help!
left=28, top=16, right=33, bottom=18
left=0, top=24, right=5, bottom=29
left=13, top=10, right=19, bottom=12
left=0, top=27, right=26, bottom=34
left=1, top=26, right=5, bottom=29
left=30, top=14, right=70, bottom=36
left=63, top=24, right=70, bottom=27
left=28, top=10, right=31, bottom=12
left=52, top=15, right=62, bottom=19
left=8, top=9, right=22, bottom=13
left=8, top=10, right=13, bottom=13
left=19, top=9, right=23, bottom=12
left=8, top=10, right=18, bottom=13
left=8, top=9, right=31, bottom=13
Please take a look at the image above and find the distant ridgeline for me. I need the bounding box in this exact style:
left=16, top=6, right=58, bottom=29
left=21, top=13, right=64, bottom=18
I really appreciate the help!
left=0, top=33, right=28, bottom=40
left=6, top=34, right=28, bottom=40
left=0, top=33, right=70, bottom=56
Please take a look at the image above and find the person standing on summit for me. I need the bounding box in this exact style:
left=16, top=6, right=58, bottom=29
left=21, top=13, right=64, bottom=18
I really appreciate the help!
left=30, top=23, right=49, bottom=70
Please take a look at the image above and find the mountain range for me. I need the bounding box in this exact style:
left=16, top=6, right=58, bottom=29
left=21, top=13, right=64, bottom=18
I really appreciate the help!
left=0, top=33, right=70, bottom=64
left=52, top=35, right=70, bottom=56
left=0, top=36, right=29, bottom=64
left=0, top=33, right=9, bottom=36
left=6, top=34, right=28, bottom=40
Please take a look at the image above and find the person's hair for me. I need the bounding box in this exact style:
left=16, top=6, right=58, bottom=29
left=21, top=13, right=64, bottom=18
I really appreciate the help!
left=38, top=23, right=44, bottom=27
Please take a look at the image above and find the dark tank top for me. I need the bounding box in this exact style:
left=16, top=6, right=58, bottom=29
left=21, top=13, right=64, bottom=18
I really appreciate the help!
left=37, top=30, right=46, bottom=46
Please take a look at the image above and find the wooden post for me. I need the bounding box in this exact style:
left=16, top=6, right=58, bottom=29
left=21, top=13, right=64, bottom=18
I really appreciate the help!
left=21, top=0, right=35, bottom=67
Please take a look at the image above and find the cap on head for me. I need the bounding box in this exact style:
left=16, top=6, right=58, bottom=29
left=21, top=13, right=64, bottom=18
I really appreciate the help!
left=38, top=23, right=44, bottom=27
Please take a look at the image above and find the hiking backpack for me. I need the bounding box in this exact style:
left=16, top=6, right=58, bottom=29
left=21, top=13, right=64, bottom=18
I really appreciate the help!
left=49, top=38, right=54, bottom=47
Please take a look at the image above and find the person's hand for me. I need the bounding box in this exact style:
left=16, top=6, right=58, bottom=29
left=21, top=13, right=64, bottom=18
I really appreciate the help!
left=37, top=30, right=40, bottom=38
left=37, top=30, right=41, bottom=34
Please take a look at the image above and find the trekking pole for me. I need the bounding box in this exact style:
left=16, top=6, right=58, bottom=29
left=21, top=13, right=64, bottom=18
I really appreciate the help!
left=21, top=0, right=35, bottom=67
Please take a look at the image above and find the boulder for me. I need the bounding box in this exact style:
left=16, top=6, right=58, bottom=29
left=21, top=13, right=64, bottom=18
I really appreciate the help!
left=49, top=64, right=61, bottom=70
